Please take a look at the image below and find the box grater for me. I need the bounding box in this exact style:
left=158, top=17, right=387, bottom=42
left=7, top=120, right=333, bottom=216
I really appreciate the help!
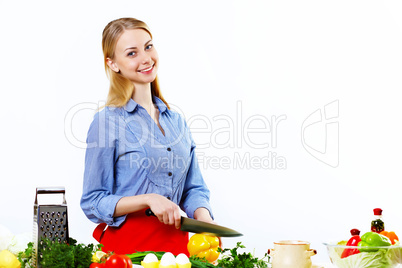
left=33, top=187, right=69, bottom=267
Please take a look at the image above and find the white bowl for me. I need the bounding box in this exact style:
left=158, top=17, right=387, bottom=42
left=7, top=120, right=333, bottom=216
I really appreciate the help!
left=324, top=242, right=402, bottom=268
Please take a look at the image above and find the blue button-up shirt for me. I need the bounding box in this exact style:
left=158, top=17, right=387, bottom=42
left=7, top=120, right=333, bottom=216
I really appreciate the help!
left=80, top=97, right=212, bottom=227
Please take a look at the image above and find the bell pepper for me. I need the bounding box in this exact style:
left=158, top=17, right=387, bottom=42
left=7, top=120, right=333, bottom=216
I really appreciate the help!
left=341, top=229, right=361, bottom=258
left=357, top=231, right=391, bottom=252
left=380, top=231, right=399, bottom=245
left=187, top=234, right=220, bottom=262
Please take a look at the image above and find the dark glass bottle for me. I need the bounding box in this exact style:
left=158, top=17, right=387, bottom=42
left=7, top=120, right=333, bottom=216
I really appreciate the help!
left=371, top=208, right=384, bottom=233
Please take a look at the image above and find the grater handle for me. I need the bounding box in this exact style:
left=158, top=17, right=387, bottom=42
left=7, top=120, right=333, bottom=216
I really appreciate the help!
left=35, top=186, right=66, bottom=205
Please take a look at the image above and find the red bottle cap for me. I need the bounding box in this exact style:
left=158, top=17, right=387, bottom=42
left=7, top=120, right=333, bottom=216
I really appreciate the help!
left=350, top=229, right=360, bottom=236
left=373, top=208, right=383, bottom=215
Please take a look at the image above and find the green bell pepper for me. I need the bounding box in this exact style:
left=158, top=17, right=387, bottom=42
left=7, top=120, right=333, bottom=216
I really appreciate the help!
left=358, top=232, right=391, bottom=252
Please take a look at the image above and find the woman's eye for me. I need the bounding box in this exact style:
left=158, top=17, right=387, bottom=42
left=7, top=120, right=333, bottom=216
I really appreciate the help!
left=127, top=51, right=136, bottom=56
left=146, top=44, right=153, bottom=50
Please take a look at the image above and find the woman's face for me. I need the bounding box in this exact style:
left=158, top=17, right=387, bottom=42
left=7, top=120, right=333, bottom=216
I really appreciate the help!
left=107, top=29, right=158, bottom=86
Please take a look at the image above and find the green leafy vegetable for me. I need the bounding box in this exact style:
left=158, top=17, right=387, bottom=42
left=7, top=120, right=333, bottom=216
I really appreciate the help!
left=70, top=238, right=98, bottom=268
left=17, top=237, right=98, bottom=268
left=189, top=256, right=216, bottom=268
left=40, top=238, right=74, bottom=268
left=328, top=243, right=400, bottom=268
left=388, top=241, right=402, bottom=265
left=18, top=242, right=34, bottom=268
left=42, top=237, right=98, bottom=268
left=217, top=242, right=269, bottom=268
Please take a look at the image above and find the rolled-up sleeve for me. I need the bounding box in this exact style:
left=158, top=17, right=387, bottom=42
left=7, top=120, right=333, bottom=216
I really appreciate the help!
left=80, top=110, right=126, bottom=227
left=180, top=120, right=214, bottom=219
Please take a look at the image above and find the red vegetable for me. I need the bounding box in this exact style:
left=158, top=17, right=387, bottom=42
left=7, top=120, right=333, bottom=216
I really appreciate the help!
left=90, top=263, right=105, bottom=268
left=341, top=229, right=361, bottom=258
left=105, top=254, right=130, bottom=268
left=121, top=255, right=133, bottom=267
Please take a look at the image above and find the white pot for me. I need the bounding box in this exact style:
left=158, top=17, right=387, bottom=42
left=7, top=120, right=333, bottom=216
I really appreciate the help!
left=268, top=240, right=317, bottom=268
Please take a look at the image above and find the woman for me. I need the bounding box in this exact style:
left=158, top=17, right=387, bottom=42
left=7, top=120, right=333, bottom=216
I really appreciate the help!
left=80, top=17, right=214, bottom=255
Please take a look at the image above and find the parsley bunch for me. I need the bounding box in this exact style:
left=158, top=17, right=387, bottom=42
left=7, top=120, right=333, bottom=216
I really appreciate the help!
left=217, top=242, right=269, bottom=268
left=18, top=237, right=98, bottom=268
left=18, top=242, right=34, bottom=268
left=189, top=256, right=217, bottom=268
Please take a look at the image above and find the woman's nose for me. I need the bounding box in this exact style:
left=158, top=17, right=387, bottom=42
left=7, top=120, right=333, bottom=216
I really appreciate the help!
left=140, top=53, right=152, bottom=64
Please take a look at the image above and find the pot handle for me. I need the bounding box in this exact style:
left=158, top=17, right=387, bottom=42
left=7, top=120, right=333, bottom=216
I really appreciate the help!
left=306, top=249, right=317, bottom=257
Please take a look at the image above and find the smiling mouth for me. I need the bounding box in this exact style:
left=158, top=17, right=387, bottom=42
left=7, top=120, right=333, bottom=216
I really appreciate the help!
left=138, top=64, right=154, bottom=73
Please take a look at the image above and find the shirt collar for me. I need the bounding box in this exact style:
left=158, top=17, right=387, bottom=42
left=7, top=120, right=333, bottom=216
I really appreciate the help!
left=153, top=96, right=168, bottom=113
left=123, top=96, right=168, bottom=113
left=123, top=98, right=138, bottom=112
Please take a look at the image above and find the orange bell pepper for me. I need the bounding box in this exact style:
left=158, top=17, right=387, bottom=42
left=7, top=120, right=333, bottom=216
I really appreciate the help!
left=380, top=231, right=399, bottom=245
left=187, top=234, right=220, bottom=262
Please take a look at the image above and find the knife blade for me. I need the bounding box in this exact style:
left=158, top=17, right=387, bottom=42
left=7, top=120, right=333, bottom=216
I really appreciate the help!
left=145, top=208, right=243, bottom=237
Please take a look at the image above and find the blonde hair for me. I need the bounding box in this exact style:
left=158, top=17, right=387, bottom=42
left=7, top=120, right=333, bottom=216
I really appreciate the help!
left=102, top=17, right=170, bottom=109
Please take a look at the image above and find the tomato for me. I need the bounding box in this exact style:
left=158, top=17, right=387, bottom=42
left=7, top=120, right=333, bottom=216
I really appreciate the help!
left=121, top=255, right=133, bottom=267
left=90, top=263, right=105, bottom=268
left=105, top=254, right=128, bottom=268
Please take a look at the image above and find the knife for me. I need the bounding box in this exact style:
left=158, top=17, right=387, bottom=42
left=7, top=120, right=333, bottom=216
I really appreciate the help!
left=145, top=208, right=243, bottom=237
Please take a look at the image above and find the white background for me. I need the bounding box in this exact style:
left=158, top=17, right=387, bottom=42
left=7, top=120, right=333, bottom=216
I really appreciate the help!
left=1, top=0, right=402, bottom=264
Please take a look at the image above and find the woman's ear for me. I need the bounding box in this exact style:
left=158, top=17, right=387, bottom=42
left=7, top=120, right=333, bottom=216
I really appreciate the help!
left=106, top=57, right=119, bottom=73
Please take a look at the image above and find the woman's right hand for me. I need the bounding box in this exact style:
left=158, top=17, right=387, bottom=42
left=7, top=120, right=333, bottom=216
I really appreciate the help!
left=146, top=193, right=182, bottom=229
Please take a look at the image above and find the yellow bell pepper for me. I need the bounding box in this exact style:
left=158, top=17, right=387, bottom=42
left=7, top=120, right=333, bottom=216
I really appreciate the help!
left=187, top=234, right=220, bottom=263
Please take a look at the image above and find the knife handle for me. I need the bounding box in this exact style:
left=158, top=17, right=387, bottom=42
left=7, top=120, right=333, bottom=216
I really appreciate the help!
left=145, top=208, right=156, bottom=217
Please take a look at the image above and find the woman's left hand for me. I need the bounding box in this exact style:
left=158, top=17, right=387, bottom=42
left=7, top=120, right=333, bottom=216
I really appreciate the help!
left=194, top=207, right=214, bottom=224
left=194, top=207, right=222, bottom=247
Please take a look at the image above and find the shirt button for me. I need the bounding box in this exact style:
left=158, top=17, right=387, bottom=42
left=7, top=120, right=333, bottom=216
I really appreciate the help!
left=167, top=147, right=171, bottom=151
left=168, top=172, right=172, bottom=176
left=167, top=196, right=171, bottom=200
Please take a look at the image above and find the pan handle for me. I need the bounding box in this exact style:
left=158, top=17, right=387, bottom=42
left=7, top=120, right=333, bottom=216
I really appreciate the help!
left=145, top=208, right=156, bottom=217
